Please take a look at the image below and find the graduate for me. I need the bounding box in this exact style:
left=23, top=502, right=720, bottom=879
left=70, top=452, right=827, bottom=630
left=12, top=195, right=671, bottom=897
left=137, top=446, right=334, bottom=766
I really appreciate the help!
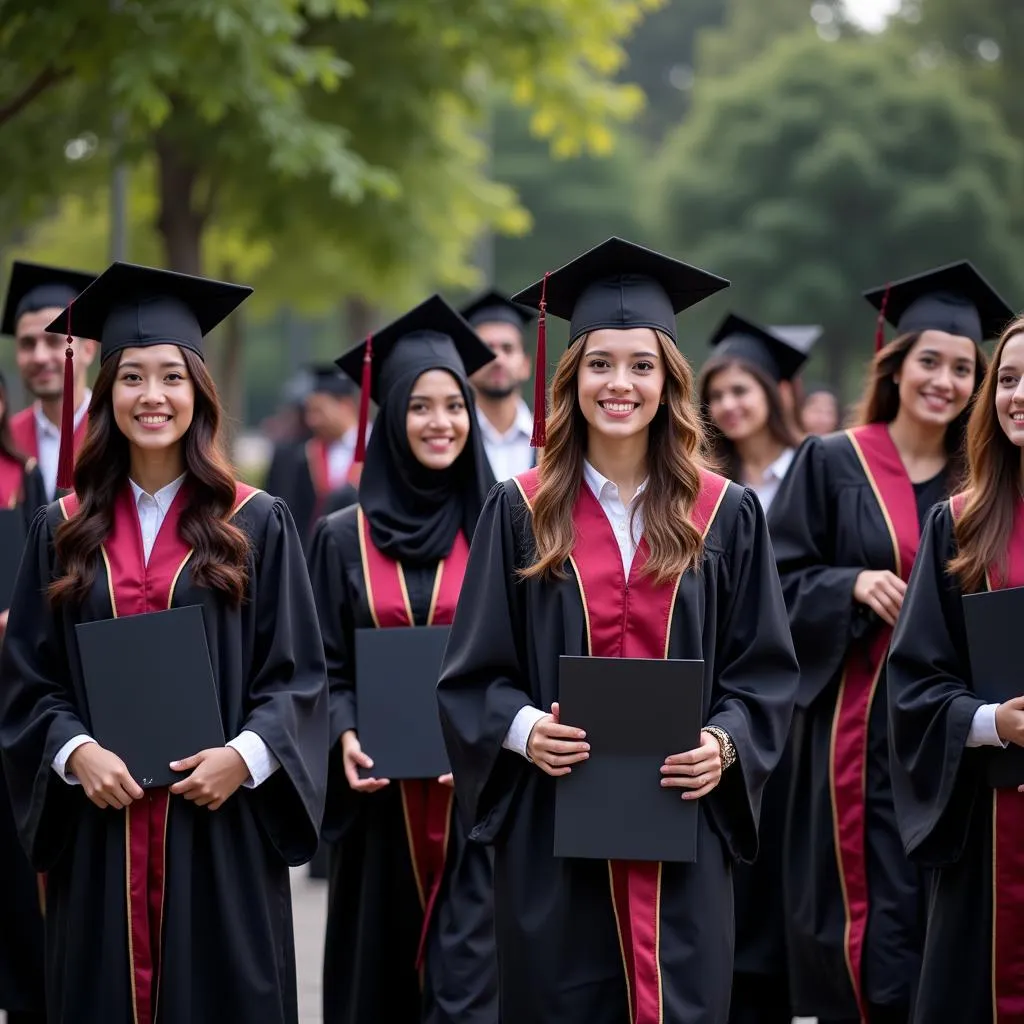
left=1, top=261, right=97, bottom=501
left=800, top=384, right=841, bottom=435
left=697, top=314, right=807, bottom=1024
left=307, top=295, right=498, bottom=1024
left=767, top=261, right=1009, bottom=1023
left=887, top=313, right=1024, bottom=1024
left=460, top=289, right=537, bottom=480
left=263, top=364, right=361, bottom=539
left=0, top=366, right=47, bottom=1024
left=699, top=313, right=806, bottom=513
left=767, top=323, right=825, bottom=438
left=0, top=261, right=329, bottom=1024
left=437, top=237, right=800, bottom=1024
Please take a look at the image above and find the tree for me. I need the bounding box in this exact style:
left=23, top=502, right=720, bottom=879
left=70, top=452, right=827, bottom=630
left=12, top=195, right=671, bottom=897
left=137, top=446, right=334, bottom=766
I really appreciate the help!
left=645, top=31, right=1024, bottom=395
left=1, top=0, right=660, bottom=304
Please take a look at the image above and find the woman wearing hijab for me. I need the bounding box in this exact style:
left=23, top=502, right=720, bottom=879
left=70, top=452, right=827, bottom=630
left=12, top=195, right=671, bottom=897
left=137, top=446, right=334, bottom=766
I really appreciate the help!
left=307, top=295, right=498, bottom=1024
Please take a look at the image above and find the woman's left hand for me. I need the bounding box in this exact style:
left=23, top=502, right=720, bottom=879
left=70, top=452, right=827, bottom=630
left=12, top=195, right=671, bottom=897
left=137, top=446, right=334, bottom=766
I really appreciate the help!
left=169, top=747, right=251, bottom=810
left=661, top=730, right=723, bottom=800
left=437, top=773, right=454, bottom=788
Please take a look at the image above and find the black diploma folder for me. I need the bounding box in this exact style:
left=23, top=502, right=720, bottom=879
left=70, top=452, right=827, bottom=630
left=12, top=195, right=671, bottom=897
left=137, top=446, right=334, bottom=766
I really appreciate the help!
left=962, top=586, right=1024, bottom=788
left=0, top=509, right=26, bottom=610
left=554, top=655, right=704, bottom=862
left=354, top=625, right=451, bottom=779
left=75, top=605, right=225, bottom=789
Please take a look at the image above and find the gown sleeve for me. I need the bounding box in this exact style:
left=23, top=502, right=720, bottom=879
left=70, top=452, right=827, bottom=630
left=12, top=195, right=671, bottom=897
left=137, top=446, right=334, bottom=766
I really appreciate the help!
left=886, top=502, right=983, bottom=866
left=19, top=461, right=47, bottom=530
left=0, top=507, right=87, bottom=870
left=239, top=497, right=330, bottom=865
left=767, top=434, right=871, bottom=707
left=705, top=488, right=800, bottom=863
left=305, top=513, right=360, bottom=841
left=437, top=482, right=538, bottom=843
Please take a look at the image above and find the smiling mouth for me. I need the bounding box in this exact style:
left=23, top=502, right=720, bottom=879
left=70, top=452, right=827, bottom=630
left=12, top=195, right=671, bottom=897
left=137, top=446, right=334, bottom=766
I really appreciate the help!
left=423, top=437, right=454, bottom=447
left=137, top=414, right=172, bottom=426
left=1011, top=412, right=1024, bottom=422
left=599, top=400, right=639, bottom=414
left=921, top=393, right=952, bottom=407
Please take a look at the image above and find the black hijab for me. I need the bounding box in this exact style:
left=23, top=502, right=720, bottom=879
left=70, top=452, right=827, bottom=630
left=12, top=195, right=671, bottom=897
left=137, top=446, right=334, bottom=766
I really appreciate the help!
left=358, top=333, right=496, bottom=564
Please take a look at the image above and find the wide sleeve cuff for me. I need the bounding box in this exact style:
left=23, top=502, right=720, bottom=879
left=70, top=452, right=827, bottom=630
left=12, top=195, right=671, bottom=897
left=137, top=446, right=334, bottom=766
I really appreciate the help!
left=965, top=703, right=1008, bottom=749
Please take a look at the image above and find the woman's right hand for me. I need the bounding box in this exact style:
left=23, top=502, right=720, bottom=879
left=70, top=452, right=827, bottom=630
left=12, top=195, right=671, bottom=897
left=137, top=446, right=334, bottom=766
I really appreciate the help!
left=526, top=702, right=590, bottom=777
left=853, top=569, right=907, bottom=627
left=67, top=742, right=144, bottom=809
left=340, top=730, right=390, bottom=793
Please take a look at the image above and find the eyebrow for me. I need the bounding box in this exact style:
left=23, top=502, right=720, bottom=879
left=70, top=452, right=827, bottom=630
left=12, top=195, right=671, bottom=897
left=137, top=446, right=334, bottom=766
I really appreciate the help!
left=119, top=361, right=187, bottom=371
left=585, top=350, right=659, bottom=359
left=408, top=392, right=463, bottom=401
left=918, top=348, right=973, bottom=364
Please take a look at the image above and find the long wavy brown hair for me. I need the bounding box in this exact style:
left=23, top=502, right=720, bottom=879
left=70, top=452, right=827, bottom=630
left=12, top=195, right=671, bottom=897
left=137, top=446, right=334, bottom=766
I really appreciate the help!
left=49, top=347, right=250, bottom=607
left=521, top=329, right=709, bottom=585
left=853, top=330, right=987, bottom=487
left=949, top=317, right=1024, bottom=592
left=698, top=354, right=801, bottom=482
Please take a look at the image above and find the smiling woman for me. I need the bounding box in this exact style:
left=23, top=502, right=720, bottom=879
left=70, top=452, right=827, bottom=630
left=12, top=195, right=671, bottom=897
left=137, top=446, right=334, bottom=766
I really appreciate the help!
left=0, top=261, right=329, bottom=1024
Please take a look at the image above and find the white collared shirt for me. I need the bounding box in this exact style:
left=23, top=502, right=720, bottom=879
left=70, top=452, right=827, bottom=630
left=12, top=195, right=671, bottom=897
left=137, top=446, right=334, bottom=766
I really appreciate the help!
left=35, top=390, right=91, bottom=501
left=52, top=473, right=280, bottom=789
left=747, top=446, right=795, bottom=514
left=502, top=460, right=649, bottom=756
left=326, top=427, right=359, bottom=488
left=476, top=398, right=535, bottom=481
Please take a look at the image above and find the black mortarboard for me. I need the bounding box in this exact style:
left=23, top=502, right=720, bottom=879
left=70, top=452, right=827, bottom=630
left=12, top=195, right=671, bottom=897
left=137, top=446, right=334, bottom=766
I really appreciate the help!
left=768, top=324, right=823, bottom=356
left=308, top=364, right=357, bottom=399
left=45, top=261, right=252, bottom=363
left=336, top=294, right=494, bottom=463
left=44, top=261, right=252, bottom=490
left=864, top=261, right=1015, bottom=350
left=2, top=261, right=96, bottom=337
left=459, top=289, right=536, bottom=332
left=708, top=314, right=808, bottom=383
left=511, top=237, right=730, bottom=445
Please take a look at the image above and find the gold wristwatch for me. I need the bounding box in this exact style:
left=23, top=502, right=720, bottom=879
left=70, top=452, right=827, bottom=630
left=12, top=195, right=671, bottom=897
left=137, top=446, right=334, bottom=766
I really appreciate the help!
left=704, top=725, right=736, bottom=770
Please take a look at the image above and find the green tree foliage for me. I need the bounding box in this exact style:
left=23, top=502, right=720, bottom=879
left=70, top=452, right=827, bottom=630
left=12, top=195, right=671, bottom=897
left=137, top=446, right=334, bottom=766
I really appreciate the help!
left=646, top=31, right=1024, bottom=392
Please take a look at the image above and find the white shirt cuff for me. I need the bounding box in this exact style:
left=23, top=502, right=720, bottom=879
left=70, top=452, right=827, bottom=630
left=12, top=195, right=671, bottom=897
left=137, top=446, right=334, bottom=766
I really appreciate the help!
left=52, top=734, right=95, bottom=785
left=502, top=705, right=548, bottom=760
left=966, top=703, right=1008, bottom=748
left=226, top=730, right=281, bottom=789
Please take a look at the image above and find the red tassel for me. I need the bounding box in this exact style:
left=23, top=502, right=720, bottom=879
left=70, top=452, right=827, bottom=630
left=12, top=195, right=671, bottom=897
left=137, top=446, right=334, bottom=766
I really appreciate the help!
left=530, top=272, right=550, bottom=449
left=55, top=305, right=76, bottom=492
left=353, top=334, right=373, bottom=464
left=875, top=282, right=891, bottom=354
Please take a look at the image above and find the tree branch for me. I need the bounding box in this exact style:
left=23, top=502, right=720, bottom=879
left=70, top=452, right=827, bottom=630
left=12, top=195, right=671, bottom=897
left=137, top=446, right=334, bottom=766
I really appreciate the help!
left=0, top=65, right=72, bottom=128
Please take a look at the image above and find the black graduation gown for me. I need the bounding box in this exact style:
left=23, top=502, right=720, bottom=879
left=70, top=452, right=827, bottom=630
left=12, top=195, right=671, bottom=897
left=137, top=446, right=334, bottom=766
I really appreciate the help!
left=437, top=474, right=799, bottom=1024
left=0, top=490, right=329, bottom=1024
left=265, top=438, right=356, bottom=542
left=766, top=431, right=946, bottom=1020
left=307, top=507, right=497, bottom=1024
left=0, top=456, right=47, bottom=1019
left=887, top=500, right=1024, bottom=1024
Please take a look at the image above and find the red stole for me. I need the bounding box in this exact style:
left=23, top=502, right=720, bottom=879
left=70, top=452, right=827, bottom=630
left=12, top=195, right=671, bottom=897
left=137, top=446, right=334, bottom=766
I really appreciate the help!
left=951, top=493, right=1024, bottom=1023
left=0, top=451, right=25, bottom=508
left=514, top=466, right=730, bottom=1024
left=356, top=506, right=469, bottom=971
left=59, top=479, right=258, bottom=1024
left=10, top=405, right=89, bottom=463
left=833, top=423, right=921, bottom=1018
left=306, top=437, right=361, bottom=522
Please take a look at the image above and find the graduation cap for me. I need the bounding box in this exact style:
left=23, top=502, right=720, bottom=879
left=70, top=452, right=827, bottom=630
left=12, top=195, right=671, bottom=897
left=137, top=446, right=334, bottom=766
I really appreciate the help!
left=307, top=364, right=357, bottom=399
left=864, top=261, right=1016, bottom=352
left=459, top=289, right=535, bottom=332
left=336, top=294, right=494, bottom=464
left=44, top=261, right=252, bottom=490
left=768, top=324, right=824, bottom=356
left=708, top=314, right=808, bottom=383
left=2, top=261, right=96, bottom=337
left=511, top=237, right=730, bottom=446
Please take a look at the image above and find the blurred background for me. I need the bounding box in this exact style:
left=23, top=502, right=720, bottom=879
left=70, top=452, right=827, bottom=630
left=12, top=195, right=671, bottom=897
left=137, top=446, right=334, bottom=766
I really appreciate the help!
left=2, top=0, right=1020, bottom=481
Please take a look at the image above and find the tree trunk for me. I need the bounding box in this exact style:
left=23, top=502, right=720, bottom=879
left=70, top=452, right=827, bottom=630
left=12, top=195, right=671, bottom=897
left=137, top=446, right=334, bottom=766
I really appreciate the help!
left=154, top=128, right=205, bottom=275
left=342, top=297, right=375, bottom=346
left=216, top=263, right=246, bottom=457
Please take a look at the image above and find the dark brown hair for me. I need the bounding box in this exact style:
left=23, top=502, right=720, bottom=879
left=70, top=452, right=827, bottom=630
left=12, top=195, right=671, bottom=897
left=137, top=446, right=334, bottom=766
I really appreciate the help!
left=949, top=316, right=1024, bottom=592
left=854, top=330, right=987, bottom=487
left=697, top=355, right=801, bottom=482
left=49, top=347, right=250, bottom=607
left=0, top=372, right=27, bottom=468
left=521, top=329, right=709, bottom=586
